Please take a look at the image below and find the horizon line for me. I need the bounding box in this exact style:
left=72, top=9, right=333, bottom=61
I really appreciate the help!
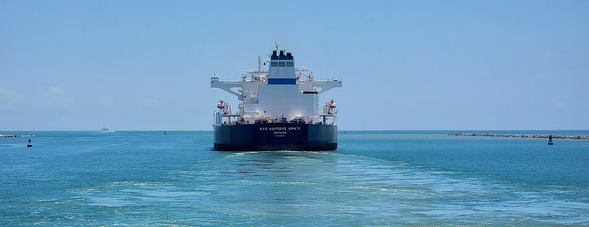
left=3, top=129, right=589, bottom=132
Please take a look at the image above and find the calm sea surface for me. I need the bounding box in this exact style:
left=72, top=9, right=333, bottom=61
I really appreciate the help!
left=1, top=130, right=588, bottom=225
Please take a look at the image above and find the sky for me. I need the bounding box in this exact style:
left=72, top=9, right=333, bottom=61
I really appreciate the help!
left=1, top=0, right=588, bottom=130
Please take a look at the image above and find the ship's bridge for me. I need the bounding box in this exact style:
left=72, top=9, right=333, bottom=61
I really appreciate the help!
left=211, top=49, right=342, bottom=126
left=268, top=50, right=296, bottom=85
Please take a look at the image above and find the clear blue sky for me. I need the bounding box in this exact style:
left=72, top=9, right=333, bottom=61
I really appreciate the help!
left=1, top=0, right=588, bottom=130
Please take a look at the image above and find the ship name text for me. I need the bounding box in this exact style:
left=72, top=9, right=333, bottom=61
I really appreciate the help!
left=259, top=127, right=301, bottom=131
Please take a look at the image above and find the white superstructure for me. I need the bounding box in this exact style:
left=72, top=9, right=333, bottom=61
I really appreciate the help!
left=211, top=49, right=342, bottom=126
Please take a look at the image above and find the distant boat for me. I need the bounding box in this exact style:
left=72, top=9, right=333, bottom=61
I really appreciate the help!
left=102, top=128, right=116, bottom=133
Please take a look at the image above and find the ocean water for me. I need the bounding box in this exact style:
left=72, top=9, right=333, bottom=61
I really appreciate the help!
left=1, top=130, right=588, bottom=226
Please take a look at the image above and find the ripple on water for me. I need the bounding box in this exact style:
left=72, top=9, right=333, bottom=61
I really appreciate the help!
left=3, top=132, right=589, bottom=226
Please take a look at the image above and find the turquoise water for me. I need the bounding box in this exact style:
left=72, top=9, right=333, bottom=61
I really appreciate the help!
left=1, top=131, right=588, bottom=225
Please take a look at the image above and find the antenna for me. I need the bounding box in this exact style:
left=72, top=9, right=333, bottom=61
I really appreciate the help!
left=275, top=42, right=279, bottom=51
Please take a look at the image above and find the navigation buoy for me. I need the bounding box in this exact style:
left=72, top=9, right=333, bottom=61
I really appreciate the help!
left=164, top=131, right=167, bottom=135
left=27, top=139, right=32, bottom=147
left=548, top=135, right=553, bottom=145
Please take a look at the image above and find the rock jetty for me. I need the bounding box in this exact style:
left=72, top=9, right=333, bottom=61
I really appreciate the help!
left=0, top=134, right=36, bottom=138
left=449, top=132, right=589, bottom=140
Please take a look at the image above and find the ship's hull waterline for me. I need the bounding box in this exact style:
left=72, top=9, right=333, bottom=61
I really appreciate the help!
left=214, top=123, right=337, bottom=151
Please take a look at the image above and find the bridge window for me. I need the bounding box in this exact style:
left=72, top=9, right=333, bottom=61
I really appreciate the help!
left=279, top=62, right=285, bottom=67
left=286, top=62, right=294, bottom=67
left=271, top=62, right=278, bottom=67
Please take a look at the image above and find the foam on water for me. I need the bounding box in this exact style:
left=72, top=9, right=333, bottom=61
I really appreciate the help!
left=1, top=131, right=588, bottom=225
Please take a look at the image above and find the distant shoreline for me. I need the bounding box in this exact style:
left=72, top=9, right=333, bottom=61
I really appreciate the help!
left=449, top=132, right=589, bottom=140
left=0, top=134, right=36, bottom=138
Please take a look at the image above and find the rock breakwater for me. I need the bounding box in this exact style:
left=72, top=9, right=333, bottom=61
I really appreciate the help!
left=0, top=134, right=36, bottom=138
left=449, top=132, right=589, bottom=140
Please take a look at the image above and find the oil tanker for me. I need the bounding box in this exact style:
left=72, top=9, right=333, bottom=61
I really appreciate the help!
left=211, top=47, right=342, bottom=151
